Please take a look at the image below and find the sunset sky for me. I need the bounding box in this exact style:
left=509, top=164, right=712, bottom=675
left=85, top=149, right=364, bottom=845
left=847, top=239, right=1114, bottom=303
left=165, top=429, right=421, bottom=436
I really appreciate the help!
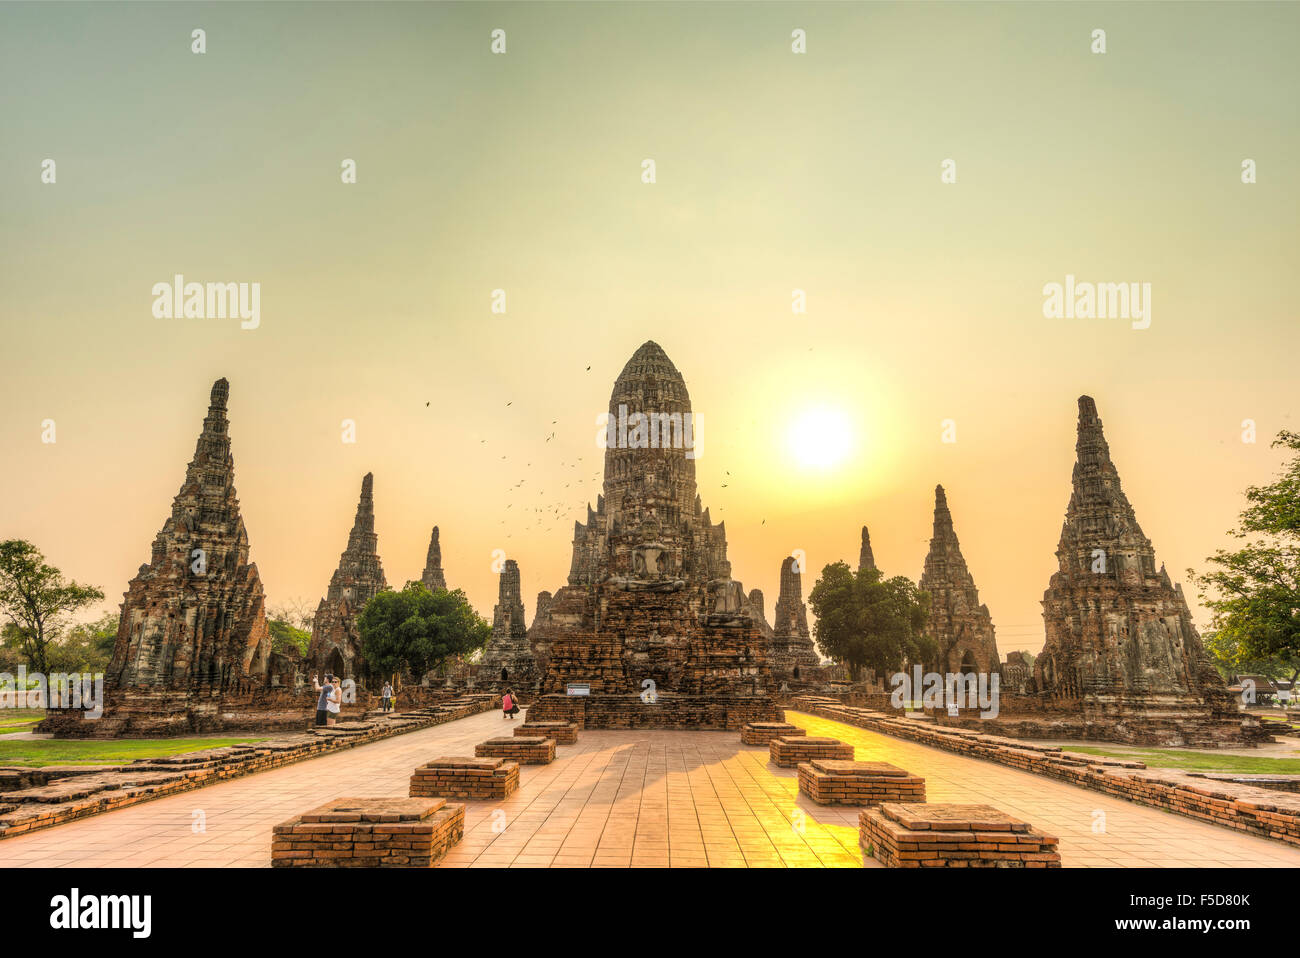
left=2, top=2, right=1296, bottom=656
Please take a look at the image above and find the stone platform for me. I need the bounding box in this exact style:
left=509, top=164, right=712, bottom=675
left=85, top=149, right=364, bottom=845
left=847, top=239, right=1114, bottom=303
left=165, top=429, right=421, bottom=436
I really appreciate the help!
left=409, top=756, right=520, bottom=800
left=515, top=721, right=578, bottom=745
left=797, top=760, right=926, bottom=806
left=859, top=802, right=1060, bottom=868
left=475, top=737, right=556, bottom=765
left=271, top=796, right=464, bottom=867
left=769, top=736, right=853, bottom=767
left=526, top=693, right=782, bottom=730
left=742, top=722, right=806, bottom=746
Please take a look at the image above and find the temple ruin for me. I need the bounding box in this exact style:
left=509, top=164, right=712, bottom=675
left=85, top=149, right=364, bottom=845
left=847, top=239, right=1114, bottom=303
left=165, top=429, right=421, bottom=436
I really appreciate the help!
left=526, top=341, right=780, bottom=728
left=307, top=473, right=388, bottom=681
left=477, top=559, right=539, bottom=684
left=106, top=378, right=271, bottom=692
left=918, top=485, right=1000, bottom=676
left=44, top=379, right=297, bottom=737
left=858, top=525, right=877, bottom=574
left=420, top=526, right=447, bottom=592
left=770, top=555, right=822, bottom=678
left=928, top=396, right=1264, bottom=747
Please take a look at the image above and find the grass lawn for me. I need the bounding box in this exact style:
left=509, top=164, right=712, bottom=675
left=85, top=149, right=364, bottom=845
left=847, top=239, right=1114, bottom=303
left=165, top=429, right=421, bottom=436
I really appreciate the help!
left=0, top=708, right=47, bottom=736
left=1065, top=745, right=1300, bottom=775
left=0, top=736, right=268, bottom=768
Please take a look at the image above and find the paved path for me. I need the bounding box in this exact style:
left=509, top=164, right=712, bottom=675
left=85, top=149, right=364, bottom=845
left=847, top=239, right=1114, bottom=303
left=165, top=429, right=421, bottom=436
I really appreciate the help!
left=2, top=709, right=1298, bottom=868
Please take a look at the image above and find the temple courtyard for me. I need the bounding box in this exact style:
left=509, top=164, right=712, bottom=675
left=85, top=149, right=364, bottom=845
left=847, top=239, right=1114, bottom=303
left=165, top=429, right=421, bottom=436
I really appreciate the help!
left=2, top=709, right=1297, bottom=869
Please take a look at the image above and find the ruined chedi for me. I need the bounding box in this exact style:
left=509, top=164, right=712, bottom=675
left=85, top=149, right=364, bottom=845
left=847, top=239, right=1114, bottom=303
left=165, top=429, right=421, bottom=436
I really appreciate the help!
left=478, top=559, right=539, bottom=684
left=308, top=473, right=387, bottom=682
left=528, top=341, right=779, bottom=728
left=106, top=378, right=271, bottom=693
left=770, top=555, right=822, bottom=677
left=420, top=526, right=447, bottom=592
left=919, top=485, right=1000, bottom=676
left=43, top=379, right=276, bottom=737
left=746, top=589, right=775, bottom=642
left=1032, top=396, right=1262, bottom=746
left=858, top=526, right=877, bottom=574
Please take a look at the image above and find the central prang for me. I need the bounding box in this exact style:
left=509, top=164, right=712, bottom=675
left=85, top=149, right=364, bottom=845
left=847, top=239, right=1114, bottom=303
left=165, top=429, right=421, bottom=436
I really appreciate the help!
left=526, top=341, right=780, bottom=727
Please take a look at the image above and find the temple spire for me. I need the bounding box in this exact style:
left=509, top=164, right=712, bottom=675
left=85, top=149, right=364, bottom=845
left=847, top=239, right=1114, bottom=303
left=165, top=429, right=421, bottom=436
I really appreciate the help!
left=858, top=525, right=877, bottom=573
left=932, top=484, right=955, bottom=538
left=422, top=526, right=447, bottom=591
left=919, top=484, right=999, bottom=675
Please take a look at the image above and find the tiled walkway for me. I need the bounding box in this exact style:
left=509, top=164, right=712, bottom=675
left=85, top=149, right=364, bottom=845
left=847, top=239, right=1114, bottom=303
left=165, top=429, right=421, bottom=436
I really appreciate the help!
left=3, top=709, right=1298, bottom=868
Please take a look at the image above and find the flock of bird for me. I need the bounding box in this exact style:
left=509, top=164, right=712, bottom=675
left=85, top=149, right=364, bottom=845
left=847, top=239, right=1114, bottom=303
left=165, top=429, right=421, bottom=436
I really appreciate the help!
left=431, top=367, right=756, bottom=543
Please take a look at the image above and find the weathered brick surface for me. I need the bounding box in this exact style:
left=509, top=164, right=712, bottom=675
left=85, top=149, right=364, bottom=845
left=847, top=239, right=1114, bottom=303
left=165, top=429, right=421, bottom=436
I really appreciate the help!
left=308, top=472, right=388, bottom=681
left=797, top=760, right=926, bottom=806
left=0, top=695, right=497, bottom=841
left=769, top=736, right=853, bottom=767
left=524, top=344, right=781, bottom=727
left=795, top=699, right=1300, bottom=849
left=920, top=486, right=1000, bottom=676
left=742, top=722, right=805, bottom=746
left=475, top=736, right=555, bottom=765
left=515, top=721, right=577, bottom=745
left=271, top=796, right=464, bottom=868
left=1032, top=398, right=1255, bottom=747
left=860, top=802, right=1060, bottom=868
left=409, top=756, right=520, bottom=800
left=102, top=379, right=271, bottom=696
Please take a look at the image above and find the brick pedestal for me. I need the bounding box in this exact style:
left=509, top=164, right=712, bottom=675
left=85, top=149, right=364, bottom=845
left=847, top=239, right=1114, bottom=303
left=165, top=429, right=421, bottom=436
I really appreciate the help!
left=797, top=760, right=926, bottom=806
left=515, top=721, right=578, bottom=745
left=742, top=722, right=806, bottom=746
left=859, top=803, right=1061, bottom=868
left=271, top=796, right=464, bottom=867
left=769, top=736, right=854, bottom=768
left=475, top=736, right=556, bottom=765
left=409, top=756, right=520, bottom=800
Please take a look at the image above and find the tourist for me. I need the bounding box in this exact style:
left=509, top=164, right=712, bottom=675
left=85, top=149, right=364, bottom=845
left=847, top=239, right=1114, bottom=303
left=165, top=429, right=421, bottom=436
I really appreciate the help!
left=326, top=675, right=342, bottom=725
left=502, top=688, right=517, bottom=720
left=381, top=681, right=394, bottom=713
left=311, top=673, right=334, bottom=728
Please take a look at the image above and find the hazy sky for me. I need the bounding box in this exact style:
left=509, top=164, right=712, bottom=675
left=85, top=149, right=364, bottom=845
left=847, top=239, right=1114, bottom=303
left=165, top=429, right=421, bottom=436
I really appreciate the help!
left=2, top=2, right=1296, bottom=655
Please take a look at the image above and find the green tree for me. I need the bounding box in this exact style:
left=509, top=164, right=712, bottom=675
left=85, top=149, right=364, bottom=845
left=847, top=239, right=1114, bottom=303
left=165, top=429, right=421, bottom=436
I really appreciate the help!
left=357, top=582, right=490, bottom=681
left=1203, top=630, right=1300, bottom=687
left=1192, top=430, right=1300, bottom=678
left=0, top=540, right=105, bottom=676
left=268, top=619, right=311, bottom=657
left=808, top=561, right=932, bottom=680
left=46, top=612, right=117, bottom=674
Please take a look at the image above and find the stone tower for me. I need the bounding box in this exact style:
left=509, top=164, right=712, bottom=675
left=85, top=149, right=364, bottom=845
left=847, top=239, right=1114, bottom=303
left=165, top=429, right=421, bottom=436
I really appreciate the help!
left=479, top=559, right=538, bottom=683
left=919, top=485, right=999, bottom=676
left=745, top=589, right=775, bottom=641
left=1036, top=397, right=1228, bottom=702
left=529, top=341, right=778, bottom=727
left=421, top=526, right=447, bottom=592
left=771, top=555, right=821, bottom=676
left=858, top=526, right=877, bottom=574
left=107, top=378, right=271, bottom=691
left=308, top=473, right=388, bottom=681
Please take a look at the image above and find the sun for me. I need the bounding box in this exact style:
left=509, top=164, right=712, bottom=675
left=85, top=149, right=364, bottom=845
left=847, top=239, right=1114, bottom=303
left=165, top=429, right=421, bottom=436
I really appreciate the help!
left=787, top=406, right=854, bottom=470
